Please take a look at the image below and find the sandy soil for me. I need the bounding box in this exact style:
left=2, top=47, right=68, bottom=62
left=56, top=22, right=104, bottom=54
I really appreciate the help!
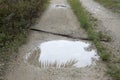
left=5, top=0, right=112, bottom=80
left=79, top=0, right=120, bottom=62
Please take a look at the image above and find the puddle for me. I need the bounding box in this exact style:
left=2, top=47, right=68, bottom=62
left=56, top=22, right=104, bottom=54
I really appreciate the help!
left=25, top=40, right=99, bottom=68
left=51, top=4, right=68, bottom=9
left=38, top=40, right=99, bottom=68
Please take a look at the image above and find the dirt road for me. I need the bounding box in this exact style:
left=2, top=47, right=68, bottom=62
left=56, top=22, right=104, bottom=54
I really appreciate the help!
left=80, top=0, right=120, bottom=41
left=6, top=0, right=112, bottom=80
left=79, top=0, right=120, bottom=60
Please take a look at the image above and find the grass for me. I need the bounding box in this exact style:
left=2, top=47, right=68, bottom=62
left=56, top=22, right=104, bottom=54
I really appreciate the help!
left=107, top=64, right=120, bottom=80
left=67, top=0, right=120, bottom=80
left=0, top=0, right=49, bottom=79
left=95, top=0, right=120, bottom=13
left=67, top=0, right=110, bottom=61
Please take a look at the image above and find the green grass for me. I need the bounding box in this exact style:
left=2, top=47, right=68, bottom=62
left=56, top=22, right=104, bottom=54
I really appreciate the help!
left=0, top=0, right=49, bottom=79
left=95, top=0, right=120, bottom=13
left=67, top=0, right=110, bottom=61
left=67, top=0, right=120, bottom=80
left=107, top=64, right=120, bottom=80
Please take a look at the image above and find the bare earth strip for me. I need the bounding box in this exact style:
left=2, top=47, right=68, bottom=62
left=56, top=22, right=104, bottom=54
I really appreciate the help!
left=79, top=0, right=120, bottom=62
left=6, top=0, right=111, bottom=80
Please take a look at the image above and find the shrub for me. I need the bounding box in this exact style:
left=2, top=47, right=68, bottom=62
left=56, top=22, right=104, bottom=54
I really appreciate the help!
left=0, top=0, right=49, bottom=78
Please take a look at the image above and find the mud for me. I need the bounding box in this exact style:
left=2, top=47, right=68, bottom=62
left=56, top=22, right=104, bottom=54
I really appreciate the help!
left=6, top=0, right=112, bottom=80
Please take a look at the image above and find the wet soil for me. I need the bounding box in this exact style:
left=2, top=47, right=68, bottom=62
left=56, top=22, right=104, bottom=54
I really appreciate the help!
left=5, top=0, right=113, bottom=80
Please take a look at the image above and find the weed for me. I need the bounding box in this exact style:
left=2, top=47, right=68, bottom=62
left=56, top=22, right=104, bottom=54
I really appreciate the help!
left=68, top=0, right=120, bottom=80
left=107, top=64, right=120, bottom=80
left=67, top=0, right=110, bottom=61
left=93, top=39, right=110, bottom=61
left=97, top=31, right=111, bottom=41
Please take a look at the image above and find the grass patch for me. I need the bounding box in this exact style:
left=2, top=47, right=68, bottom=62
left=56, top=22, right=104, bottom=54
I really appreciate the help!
left=0, top=0, right=49, bottom=79
left=95, top=0, right=120, bottom=13
left=67, top=0, right=110, bottom=61
left=68, top=0, right=120, bottom=80
left=107, top=64, right=120, bottom=80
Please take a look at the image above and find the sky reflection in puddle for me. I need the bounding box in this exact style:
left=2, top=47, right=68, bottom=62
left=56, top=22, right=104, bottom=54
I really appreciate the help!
left=38, top=40, right=99, bottom=68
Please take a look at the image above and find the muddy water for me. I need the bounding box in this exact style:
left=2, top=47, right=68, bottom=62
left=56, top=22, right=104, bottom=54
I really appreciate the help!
left=25, top=40, right=99, bottom=68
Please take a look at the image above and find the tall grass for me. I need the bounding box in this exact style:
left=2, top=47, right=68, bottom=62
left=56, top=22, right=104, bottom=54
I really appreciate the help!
left=68, top=0, right=120, bottom=80
left=0, top=0, right=49, bottom=79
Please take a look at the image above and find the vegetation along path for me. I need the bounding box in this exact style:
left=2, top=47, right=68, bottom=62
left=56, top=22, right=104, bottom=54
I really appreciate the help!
left=79, top=0, right=120, bottom=41
left=5, top=0, right=120, bottom=80
left=79, top=0, right=120, bottom=80
left=5, top=0, right=110, bottom=80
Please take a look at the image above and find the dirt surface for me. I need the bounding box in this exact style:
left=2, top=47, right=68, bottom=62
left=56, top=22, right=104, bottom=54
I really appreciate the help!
left=6, top=0, right=112, bottom=80
left=33, top=0, right=87, bottom=38
left=79, top=0, right=120, bottom=40
left=79, top=0, right=120, bottom=63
